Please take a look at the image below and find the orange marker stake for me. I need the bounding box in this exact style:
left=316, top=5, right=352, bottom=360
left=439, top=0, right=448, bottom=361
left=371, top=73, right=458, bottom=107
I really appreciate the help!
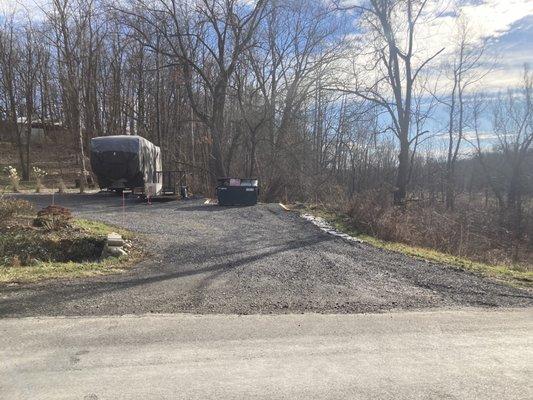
left=122, top=191, right=125, bottom=224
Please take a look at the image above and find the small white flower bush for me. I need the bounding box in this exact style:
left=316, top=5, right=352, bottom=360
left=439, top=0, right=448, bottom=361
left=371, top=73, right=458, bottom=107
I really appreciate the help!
left=32, top=166, right=47, bottom=193
left=58, top=178, right=67, bottom=193
left=3, top=166, right=20, bottom=192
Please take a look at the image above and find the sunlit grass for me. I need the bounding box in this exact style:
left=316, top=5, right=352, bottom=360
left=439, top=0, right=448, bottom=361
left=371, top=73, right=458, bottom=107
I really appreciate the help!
left=73, top=218, right=134, bottom=239
left=0, top=256, right=133, bottom=284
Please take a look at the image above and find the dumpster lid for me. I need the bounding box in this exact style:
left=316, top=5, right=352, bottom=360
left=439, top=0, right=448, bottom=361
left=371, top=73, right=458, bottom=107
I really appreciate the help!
left=218, top=177, right=258, bottom=187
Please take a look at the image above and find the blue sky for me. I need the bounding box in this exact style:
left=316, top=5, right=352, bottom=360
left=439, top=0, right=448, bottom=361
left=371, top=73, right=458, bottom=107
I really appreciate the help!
left=1, top=0, right=531, bottom=153
left=1, top=0, right=532, bottom=89
left=328, top=0, right=533, bottom=155
left=486, top=13, right=533, bottom=88
left=431, top=1, right=533, bottom=153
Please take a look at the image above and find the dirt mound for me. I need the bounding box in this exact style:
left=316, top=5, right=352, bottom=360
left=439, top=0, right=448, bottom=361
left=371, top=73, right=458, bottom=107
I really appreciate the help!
left=1, top=202, right=104, bottom=266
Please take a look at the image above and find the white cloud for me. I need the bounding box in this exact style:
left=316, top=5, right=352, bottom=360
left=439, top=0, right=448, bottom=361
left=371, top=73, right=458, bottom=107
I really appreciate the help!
left=460, top=0, right=533, bottom=39
left=355, top=0, right=533, bottom=93
left=0, top=0, right=47, bottom=20
left=424, top=0, right=533, bottom=90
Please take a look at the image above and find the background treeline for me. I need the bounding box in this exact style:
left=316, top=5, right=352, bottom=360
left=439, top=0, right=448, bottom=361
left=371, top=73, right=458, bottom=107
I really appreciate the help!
left=0, top=0, right=531, bottom=266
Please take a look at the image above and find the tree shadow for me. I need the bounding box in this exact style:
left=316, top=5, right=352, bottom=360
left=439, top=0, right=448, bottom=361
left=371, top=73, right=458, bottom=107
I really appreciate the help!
left=0, top=235, right=331, bottom=315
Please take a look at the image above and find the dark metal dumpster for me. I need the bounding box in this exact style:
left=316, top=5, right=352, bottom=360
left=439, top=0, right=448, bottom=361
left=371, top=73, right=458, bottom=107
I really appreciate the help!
left=216, top=178, right=259, bottom=206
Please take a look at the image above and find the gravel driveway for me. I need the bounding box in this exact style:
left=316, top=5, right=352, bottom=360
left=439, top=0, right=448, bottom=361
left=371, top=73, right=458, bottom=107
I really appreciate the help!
left=1, top=193, right=532, bottom=317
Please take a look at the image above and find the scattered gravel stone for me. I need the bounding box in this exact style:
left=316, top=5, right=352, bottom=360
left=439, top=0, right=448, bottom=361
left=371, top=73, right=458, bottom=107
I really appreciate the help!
left=301, top=213, right=363, bottom=243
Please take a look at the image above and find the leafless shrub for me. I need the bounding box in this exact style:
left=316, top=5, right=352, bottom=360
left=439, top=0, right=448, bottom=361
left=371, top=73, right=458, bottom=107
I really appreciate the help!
left=342, top=191, right=531, bottom=267
left=57, top=178, right=67, bottom=193
left=0, top=198, right=34, bottom=227
left=33, top=205, right=73, bottom=230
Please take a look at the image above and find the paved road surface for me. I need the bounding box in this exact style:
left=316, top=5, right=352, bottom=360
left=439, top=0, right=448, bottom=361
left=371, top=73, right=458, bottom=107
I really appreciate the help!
left=2, top=309, right=532, bottom=400
left=1, top=193, right=531, bottom=316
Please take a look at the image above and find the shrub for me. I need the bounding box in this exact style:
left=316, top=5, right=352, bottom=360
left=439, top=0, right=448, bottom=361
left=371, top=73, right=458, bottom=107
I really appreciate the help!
left=3, top=166, right=20, bottom=192
left=33, top=205, right=73, bottom=230
left=0, top=232, right=105, bottom=266
left=32, top=166, right=47, bottom=193
left=58, top=178, right=67, bottom=193
left=0, top=198, right=34, bottom=227
left=341, top=190, right=531, bottom=267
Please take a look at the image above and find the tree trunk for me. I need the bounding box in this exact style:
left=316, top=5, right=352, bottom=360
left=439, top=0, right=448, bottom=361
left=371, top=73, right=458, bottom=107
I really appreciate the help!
left=77, top=99, right=88, bottom=186
left=507, top=163, right=523, bottom=238
left=24, top=81, right=33, bottom=181
left=24, top=120, right=31, bottom=181
left=249, top=136, right=257, bottom=177
left=16, top=126, right=27, bottom=181
left=209, top=83, right=228, bottom=181
left=445, top=168, right=455, bottom=210
left=394, top=138, right=409, bottom=205
left=209, top=121, right=226, bottom=180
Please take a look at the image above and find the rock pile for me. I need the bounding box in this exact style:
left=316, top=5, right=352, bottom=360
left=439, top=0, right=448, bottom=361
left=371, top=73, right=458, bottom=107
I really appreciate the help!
left=102, top=232, right=129, bottom=258
left=301, top=214, right=363, bottom=243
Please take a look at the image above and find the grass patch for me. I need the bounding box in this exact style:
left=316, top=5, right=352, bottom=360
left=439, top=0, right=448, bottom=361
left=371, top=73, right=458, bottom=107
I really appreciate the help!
left=73, top=218, right=134, bottom=239
left=302, top=205, right=533, bottom=288
left=1, top=212, right=142, bottom=284
left=0, top=254, right=140, bottom=284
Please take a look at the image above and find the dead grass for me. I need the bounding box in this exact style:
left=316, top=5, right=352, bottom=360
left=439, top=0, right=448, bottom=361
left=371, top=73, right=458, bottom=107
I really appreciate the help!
left=344, top=190, right=532, bottom=267
left=301, top=203, right=533, bottom=288
left=0, top=255, right=139, bottom=284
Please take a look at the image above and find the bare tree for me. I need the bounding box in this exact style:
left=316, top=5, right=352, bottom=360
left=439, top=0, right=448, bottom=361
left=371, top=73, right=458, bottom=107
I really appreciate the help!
left=0, top=15, right=26, bottom=178
left=18, top=21, right=47, bottom=182
left=441, top=15, right=487, bottom=210
left=496, top=67, right=533, bottom=221
left=469, top=66, right=533, bottom=245
left=121, top=0, right=267, bottom=181
left=248, top=0, right=342, bottom=199
left=46, top=0, right=94, bottom=186
left=339, top=0, right=444, bottom=204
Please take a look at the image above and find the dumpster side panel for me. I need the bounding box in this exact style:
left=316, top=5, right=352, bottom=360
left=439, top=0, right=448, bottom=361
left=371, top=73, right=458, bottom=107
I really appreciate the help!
left=217, top=186, right=258, bottom=206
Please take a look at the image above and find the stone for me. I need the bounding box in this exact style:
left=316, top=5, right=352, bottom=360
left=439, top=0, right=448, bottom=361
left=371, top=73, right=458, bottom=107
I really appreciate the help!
left=101, top=244, right=127, bottom=258
left=107, top=232, right=124, bottom=247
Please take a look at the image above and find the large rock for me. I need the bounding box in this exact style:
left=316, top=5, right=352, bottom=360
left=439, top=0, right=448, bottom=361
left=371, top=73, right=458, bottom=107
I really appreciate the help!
left=101, top=233, right=127, bottom=259
left=101, top=243, right=127, bottom=258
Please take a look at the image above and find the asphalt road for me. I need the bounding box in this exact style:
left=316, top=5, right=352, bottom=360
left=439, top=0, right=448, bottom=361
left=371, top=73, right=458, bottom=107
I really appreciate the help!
left=1, top=309, right=532, bottom=400
left=1, top=193, right=532, bottom=316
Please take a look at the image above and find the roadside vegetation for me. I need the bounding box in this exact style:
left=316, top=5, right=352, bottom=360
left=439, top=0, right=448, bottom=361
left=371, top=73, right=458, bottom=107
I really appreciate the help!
left=1, top=161, right=89, bottom=194
left=0, top=198, right=140, bottom=283
left=299, top=201, right=533, bottom=288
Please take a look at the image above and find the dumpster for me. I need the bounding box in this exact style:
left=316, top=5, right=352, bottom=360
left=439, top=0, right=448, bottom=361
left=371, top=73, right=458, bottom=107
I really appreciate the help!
left=217, top=178, right=259, bottom=206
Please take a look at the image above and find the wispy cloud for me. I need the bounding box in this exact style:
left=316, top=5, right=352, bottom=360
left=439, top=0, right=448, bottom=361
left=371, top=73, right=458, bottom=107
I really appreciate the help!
left=427, top=0, right=533, bottom=91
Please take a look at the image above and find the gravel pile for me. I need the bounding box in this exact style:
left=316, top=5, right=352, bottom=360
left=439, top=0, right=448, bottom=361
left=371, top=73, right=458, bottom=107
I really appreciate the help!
left=1, top=193, right=531, bottom=317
